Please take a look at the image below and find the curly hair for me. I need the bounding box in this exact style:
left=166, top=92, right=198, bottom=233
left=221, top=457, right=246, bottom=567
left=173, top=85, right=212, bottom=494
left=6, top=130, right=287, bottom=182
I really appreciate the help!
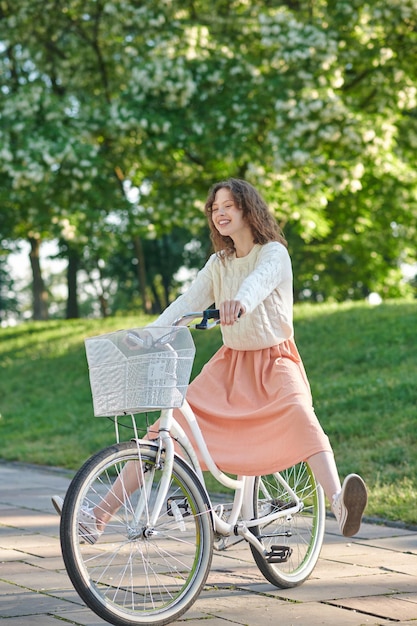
left=204, top=178, right=287, bottom=257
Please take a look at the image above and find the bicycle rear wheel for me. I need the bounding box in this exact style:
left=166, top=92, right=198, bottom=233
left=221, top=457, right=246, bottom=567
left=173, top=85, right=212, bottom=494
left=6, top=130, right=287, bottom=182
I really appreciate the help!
left=250, top=462, right=325, bottom=588
left=60, top=441, right=214, bottom=626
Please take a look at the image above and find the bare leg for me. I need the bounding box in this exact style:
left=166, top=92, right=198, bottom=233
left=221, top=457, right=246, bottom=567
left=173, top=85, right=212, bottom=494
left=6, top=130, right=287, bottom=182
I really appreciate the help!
left=93, top=431, right=161, bottom=530
left=307, top=451, right=341, bottom=503
left=308, top=451, right=367, bottom=537
left=94, top=460, right=144, bottom=530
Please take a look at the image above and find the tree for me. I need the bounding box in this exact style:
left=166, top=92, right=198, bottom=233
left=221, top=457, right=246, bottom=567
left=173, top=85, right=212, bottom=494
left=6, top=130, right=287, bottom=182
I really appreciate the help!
left=0, top=252, right=18, bottom=324
left=0, top=0, right=416, bottom=321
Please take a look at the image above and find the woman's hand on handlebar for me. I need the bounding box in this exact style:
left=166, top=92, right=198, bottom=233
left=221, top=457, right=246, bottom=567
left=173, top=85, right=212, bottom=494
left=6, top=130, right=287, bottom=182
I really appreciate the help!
left=219, top=300, right=245, bottom=326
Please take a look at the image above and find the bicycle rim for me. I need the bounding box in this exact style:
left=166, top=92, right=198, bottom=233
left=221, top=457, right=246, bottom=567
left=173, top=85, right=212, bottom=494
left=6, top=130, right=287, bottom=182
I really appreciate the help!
left=250, top=462, right=325, bottom=588
left=60, top=442, right=213, bottom=626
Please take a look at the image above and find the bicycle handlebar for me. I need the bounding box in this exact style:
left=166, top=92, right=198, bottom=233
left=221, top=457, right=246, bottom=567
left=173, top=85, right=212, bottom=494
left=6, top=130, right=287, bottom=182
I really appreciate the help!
left=173, top=309, right=220, bottom=329
left=174, top=308, right=242, bottom=329
left=123, top=310, right=221, bottom=352
left=124, top=308, right=233, bottom=352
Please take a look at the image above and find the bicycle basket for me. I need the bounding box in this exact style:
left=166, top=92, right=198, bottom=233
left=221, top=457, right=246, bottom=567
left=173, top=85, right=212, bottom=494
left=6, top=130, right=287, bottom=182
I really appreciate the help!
left=84, top=326, right=196, bottom=416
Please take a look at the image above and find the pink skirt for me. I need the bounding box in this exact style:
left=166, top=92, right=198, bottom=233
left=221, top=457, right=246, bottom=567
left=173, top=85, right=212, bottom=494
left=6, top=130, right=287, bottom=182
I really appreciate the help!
left=151, top=339, right=332, bottom=476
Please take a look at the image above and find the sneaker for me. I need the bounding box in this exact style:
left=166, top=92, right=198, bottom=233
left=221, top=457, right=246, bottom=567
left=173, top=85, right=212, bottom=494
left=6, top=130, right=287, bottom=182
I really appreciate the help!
left=332, top=474, right=368, bottom=537
left=51, top=495, right=102, bottom=545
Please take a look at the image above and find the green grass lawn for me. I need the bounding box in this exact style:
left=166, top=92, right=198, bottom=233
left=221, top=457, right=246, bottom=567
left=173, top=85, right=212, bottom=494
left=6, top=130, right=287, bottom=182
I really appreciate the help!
left=0, top=300, right=416, bottom=526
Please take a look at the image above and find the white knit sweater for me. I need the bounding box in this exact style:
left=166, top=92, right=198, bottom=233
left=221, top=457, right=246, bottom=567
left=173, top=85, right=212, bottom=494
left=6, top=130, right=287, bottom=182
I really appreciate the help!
left=151, top=242, right=294, bottom=350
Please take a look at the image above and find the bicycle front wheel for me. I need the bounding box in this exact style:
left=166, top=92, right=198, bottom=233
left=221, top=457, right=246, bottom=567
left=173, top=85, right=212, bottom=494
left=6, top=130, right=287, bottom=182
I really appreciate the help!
left=60, top=441, right=214, bottom=626
left=250, top=462, right=325, bottom=588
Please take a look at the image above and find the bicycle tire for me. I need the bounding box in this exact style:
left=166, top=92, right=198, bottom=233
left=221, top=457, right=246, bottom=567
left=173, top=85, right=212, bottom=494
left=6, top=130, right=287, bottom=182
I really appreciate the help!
left=250, top=462, right=325, bottom=588
left=60, top=441, right=214, bottom=626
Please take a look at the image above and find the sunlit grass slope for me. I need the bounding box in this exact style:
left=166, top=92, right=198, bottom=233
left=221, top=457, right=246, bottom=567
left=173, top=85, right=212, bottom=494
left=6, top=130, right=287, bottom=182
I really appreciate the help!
left=0, top=300, right=415, bottom=525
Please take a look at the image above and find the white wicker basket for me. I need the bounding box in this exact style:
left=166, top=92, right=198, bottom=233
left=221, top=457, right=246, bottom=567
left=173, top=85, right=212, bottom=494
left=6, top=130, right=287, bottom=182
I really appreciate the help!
left=85, top=326, right=195, bottom=416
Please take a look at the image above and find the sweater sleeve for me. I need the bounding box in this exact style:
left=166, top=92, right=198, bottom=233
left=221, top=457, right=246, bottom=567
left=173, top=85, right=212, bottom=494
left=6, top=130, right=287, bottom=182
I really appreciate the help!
left=149, top=254, right=216, bottom=327
left=235, top=242, right=292, bottom=314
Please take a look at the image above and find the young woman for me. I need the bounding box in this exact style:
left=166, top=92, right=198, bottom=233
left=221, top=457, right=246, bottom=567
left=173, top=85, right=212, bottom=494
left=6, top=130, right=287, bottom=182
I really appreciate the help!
left=53, top=178, right=367, bottom=541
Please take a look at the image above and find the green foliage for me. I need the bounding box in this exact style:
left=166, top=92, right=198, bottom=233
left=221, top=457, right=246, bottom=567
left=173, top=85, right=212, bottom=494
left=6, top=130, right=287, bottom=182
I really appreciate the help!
left=0, top=301, right=416, bottom=525
left=0, top=255, right=18, bottom=323
left=1, top=0, right=417, bottom=319
left=293, top=299, right=417, bottom=524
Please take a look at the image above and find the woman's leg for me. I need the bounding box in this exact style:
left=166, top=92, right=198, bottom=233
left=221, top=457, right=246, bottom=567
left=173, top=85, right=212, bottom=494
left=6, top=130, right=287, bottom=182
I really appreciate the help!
left=307, top=450, right=367, bottom=537
left=92, top=428, right=163, bottom=529
left=94, top=459, right=143, bottom=530
left=307, top=450, right=341, bottom=503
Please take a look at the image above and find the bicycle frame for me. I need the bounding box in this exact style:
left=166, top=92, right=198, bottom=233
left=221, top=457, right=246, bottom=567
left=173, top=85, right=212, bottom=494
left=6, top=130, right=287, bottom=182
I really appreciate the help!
left=60, top=311, right=326, bottom=626
left=115, top=399, right=302, bottom=559
left=112, top=310, right=304, bottom=558
left=170, top=403, right=300, bottom=543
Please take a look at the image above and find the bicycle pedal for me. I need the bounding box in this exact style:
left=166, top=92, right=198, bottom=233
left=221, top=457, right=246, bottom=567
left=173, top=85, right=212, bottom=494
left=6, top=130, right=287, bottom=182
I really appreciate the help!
left=266, top=545, right=293, bottom=563
left=167, top=496, right=191, bottom=518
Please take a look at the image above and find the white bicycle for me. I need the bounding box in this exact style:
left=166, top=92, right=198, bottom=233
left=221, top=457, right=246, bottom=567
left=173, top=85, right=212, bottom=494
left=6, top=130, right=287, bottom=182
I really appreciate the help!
left=59, top=310, right=326, bottom=626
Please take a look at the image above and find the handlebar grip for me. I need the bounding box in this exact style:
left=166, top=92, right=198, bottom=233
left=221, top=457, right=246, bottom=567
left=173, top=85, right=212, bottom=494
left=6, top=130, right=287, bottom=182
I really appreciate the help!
left=195, top=309, right=220, bottom=329
left=204, top=309, right=220, bottom=320
left=194, top=308, right=242, bottom=329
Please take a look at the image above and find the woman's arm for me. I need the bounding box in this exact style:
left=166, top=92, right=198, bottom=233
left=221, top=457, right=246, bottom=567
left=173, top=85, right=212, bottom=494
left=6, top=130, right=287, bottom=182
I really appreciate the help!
left=148, top=255, right=216, bottom=326
left=235, top=242, right=292, bottom=314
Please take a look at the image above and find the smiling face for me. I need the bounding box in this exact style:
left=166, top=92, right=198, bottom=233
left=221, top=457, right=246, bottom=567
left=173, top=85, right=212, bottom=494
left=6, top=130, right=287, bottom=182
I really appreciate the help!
left=210, top=187, right=252, bottom=243
left=205, top=178, right=287, bottom=257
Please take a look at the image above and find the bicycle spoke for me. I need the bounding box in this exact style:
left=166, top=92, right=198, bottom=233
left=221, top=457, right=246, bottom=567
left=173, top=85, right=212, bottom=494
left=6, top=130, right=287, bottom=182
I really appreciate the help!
left=60, top=442, right=213, bottom=625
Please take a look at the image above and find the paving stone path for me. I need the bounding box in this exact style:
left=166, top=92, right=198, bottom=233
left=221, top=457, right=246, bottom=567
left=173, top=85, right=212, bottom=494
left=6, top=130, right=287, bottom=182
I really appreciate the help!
left=1, top=461, right=416, bottom=625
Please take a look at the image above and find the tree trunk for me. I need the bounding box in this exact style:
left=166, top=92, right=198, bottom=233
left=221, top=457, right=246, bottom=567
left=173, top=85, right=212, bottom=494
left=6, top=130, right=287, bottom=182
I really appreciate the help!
left=161, top=236, right=171, bottom=309
left=66, top=246, right=79, bottom=319
left=150, top=280, right=162, bottom=314
left=99, top=293, right=109, bottom=318
left=133, top=234, right=152, bottom=314
left=28, top=236, right=49, bottom=321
